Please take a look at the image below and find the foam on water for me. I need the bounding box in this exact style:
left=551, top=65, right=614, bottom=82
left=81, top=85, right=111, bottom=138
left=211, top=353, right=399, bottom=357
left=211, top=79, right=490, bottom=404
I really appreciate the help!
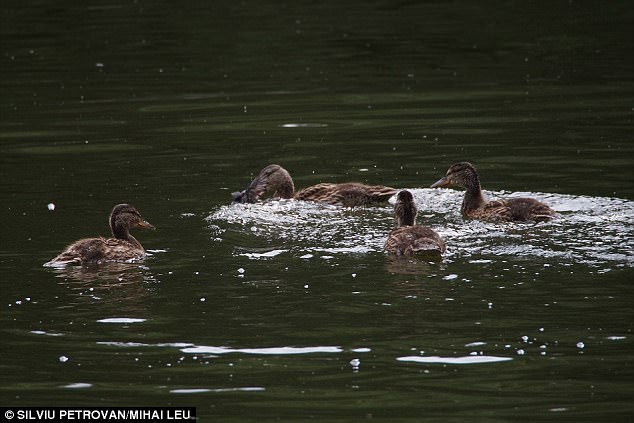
left=207, top=189, right=634, bottom=267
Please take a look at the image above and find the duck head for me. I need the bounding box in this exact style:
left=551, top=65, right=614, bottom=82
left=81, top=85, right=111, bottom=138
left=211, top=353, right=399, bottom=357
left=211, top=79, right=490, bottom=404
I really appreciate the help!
left=430, top=162, right=481, bottom=191
left=394, top=190, right=417, bottom=227
left=109, top=204, right=155, bottom=239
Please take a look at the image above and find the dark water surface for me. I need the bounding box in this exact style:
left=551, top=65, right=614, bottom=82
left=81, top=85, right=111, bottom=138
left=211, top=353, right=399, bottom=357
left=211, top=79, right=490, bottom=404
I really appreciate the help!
left=1, top=1, right=633, bottom=421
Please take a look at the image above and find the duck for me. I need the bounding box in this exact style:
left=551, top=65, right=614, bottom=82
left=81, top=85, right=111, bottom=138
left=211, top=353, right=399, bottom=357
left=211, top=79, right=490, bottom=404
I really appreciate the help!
left=44, top=204, right=155, bottom=266
left=430, top=162, right=557, bottom=222
left=232, top=164, right=397, bottom=207
left=384, top=190, right=446, bottom=257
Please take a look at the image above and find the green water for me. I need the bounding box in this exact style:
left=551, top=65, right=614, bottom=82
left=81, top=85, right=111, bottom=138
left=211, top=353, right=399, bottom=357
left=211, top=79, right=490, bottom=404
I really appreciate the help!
left=1, top=1, right=633, bottom=421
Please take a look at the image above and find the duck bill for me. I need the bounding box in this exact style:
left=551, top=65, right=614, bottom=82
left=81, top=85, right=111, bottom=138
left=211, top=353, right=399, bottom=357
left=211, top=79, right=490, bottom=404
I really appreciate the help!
left=430, top=177, right=449, bottom=188
left=138, top=220, right=156, bottom=230
left=231, top=190, right=246, bottom=204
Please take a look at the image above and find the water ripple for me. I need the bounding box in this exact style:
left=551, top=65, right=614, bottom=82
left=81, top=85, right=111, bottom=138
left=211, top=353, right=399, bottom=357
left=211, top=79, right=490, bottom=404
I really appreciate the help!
left=180, top=345, right=343, bottom=355
left=397, top=355, right=513, bottom=364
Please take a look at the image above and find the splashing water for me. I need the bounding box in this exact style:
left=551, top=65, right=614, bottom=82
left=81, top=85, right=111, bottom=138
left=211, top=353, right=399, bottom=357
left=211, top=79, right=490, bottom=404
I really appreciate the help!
left=208, top=199, right=387, bottom=255
left=207, top=189, right=634, bottom=267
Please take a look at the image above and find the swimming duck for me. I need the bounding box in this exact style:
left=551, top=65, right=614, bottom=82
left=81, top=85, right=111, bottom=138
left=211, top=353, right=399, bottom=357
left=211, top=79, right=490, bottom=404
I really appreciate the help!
left=430, top=162, right=557, bottom=222
left=232, top=164, right=397, bottom=207
left=384, top=190, right=446, bottom=257
left=44, top=204, right=155, bottom=266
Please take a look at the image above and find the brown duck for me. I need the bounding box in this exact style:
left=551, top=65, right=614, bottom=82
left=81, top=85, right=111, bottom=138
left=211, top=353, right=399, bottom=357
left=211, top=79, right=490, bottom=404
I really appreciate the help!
left=232, top=164, right=397, bottom=207
left=430, top=162, right=557, bottom=222
left=384, top=190, right=446, bottom=257
left=44, top=204, right=155, bottom=266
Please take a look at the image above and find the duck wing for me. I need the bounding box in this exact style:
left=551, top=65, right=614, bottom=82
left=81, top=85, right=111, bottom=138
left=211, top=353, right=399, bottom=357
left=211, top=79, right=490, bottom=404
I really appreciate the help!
left=475, top=198, right=557, bottom=222
left=45, top=237, right=107, bottom=266
left=45, top=237, right=144, bottom=266
left=296, top=183, right=397, bottom=207
left=505, top=197, right=558, bottom=222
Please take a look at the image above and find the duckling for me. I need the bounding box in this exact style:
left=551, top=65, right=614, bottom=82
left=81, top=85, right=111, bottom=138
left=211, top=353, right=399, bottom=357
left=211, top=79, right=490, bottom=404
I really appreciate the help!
left=232, top=164, right=397, bottom=207
left=384, top=190, right=446, bottom=257
left=430, top=162, right=557, bottom=222
left=44, top=204, right=155, bottom=266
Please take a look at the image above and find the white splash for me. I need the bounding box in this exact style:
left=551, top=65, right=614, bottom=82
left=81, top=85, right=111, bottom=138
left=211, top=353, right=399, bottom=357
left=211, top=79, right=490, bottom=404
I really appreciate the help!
left=397, top=355, right=512, bottom=364
left=208, top=188, right=634, bottom=267
left=239, top=249, right=287, bottom=259
left=97, top=318, right=147, bottom=324
left=170, top=387, right=265, bottom=394
left=181, top=345, right=343, bottom=355
left=62, top=383, right=92, bottom=389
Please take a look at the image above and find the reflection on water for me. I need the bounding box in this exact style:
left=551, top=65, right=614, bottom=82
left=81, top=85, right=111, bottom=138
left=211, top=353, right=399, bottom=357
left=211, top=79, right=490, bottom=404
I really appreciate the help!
left=209, top=188, right=634, bottom=268
left=46, top=262, right=154, bottom=283
left=44, top=262, right=160, bottom=316
left=46, top=262, right=159, bottom=290
left=385, top=256, right=443, bottom=276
